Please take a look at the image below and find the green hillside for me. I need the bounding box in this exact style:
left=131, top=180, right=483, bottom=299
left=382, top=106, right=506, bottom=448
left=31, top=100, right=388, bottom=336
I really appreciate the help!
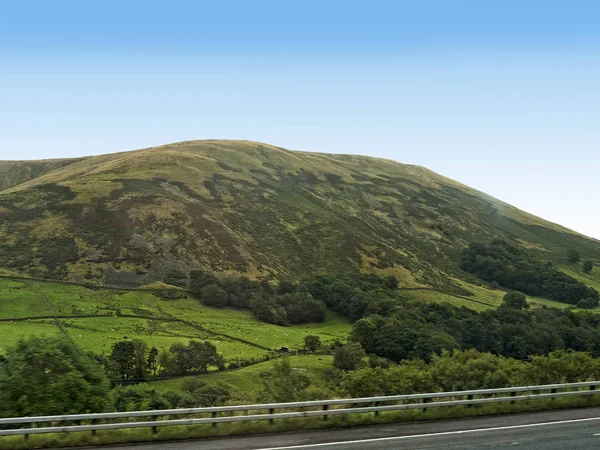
left=0, top=140, right=598, bottom=294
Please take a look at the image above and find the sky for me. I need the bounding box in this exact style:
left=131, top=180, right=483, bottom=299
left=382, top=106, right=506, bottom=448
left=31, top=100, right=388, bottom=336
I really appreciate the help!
left=1, top=0, right=599, bottom=239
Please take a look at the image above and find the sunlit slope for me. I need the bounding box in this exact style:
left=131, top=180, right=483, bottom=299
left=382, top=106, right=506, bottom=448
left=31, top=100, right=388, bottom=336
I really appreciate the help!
left=0, top=140, right=598, bottom=290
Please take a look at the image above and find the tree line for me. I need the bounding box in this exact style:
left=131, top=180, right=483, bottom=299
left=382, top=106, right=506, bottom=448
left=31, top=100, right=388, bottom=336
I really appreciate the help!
left=187, top=270, right=326, bottom=325
left=88, top=338, right=225, bottom=383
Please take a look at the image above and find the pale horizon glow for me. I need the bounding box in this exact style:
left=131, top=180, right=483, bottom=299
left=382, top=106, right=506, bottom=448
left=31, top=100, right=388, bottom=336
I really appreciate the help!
left=1, top=1, right=599, bottom=239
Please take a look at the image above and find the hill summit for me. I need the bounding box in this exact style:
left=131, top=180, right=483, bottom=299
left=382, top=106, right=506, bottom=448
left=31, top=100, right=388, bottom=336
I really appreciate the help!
left=0, top=140, right=598, bottom=291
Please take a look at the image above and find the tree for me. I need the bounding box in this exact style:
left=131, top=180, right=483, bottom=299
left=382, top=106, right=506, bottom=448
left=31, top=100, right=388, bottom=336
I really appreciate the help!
left=0, top=336, right=110, bottom=417
left=501, top=291, right=530, bottom=310
left=147, top=347, right=159, bottom=377
left=278, top=292, right=326, bottom=324
left=303, top=335, right=322, bottom=352
left=333, top=342, right=366, bottom=371
left=568, top=250, right=581, bottom=263
left=584, top=260, right=594, bottom=274
left=110, top=341, right=137, bottom=381
left=188, top=340, right=224, bottom=372
left=189, top=270, right=219, bottom=294
left=131, top=339, right=149, bottom=381
left=200, top=284, right=229, bottom=308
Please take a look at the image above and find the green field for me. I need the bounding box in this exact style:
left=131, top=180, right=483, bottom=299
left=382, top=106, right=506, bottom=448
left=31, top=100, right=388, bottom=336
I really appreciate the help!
left=0, top=278, right=351, bottom=362
left=152, top=354, right=334, bottom=403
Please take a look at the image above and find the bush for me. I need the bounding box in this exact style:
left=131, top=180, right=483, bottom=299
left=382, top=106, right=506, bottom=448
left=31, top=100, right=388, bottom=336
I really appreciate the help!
left=502, top=291, right=529, bottom=310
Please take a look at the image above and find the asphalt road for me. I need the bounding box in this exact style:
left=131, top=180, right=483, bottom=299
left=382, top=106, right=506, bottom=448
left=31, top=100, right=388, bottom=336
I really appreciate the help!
left=94, top=407, right=600, bottom=450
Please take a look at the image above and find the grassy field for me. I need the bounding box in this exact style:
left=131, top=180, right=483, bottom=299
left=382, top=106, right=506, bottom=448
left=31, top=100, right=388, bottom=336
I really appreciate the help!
left=152, top=355, right=334, bottom=403
left=0, top=278, right=351, bottom=362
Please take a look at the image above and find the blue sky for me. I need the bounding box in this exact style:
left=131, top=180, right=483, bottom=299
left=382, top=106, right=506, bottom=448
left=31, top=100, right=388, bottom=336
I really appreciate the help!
left=1, top=1, right=599, bottom=238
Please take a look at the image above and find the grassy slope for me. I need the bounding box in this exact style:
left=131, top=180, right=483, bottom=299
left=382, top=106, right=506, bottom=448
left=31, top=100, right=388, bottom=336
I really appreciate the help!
left=560, top=264, right=600, bottom=292
left=0, top=140, right=598, bottom=294
left=0, top=278, right=351, bottom=360
left=400, top=278, right=570, bottom=312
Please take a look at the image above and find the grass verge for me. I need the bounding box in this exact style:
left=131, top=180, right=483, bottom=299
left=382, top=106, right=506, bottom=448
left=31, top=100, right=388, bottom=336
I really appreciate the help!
left=2, top=395, right=600, bottom=449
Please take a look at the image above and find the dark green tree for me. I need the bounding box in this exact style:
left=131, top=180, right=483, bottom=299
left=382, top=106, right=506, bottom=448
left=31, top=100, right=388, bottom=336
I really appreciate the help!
left=303, top=335, right=322, bottom=352
left=110, top=341, right=137, bottom=381
left=501, top=291, right=530, bottom=310
left=188, top=340, right=224, bottom=372
left=131, top=339, right=149, bottom=381
left=584, top=260, right=594, bottom=274
left=0, top=336, right=110, bottom=417
left=333, top=342, right=366, bottom=371
left=568, top=249, right=581, bottom=263
left=200, top=284, right=229, bottom=308
left=189, top=270, right=219, bottom=294
left=147, top=347, right=159, bottom=377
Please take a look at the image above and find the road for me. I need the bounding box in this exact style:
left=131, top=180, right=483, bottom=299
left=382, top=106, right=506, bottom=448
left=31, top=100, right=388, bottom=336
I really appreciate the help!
left=93, top=407, right=600, bottom=450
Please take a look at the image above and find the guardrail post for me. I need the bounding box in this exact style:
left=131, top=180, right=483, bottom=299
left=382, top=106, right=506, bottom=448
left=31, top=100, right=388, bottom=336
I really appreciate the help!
left=551, top=388, right=557, bottom=400
left=152, top=415, right=158, bottom=435
left=91, top=419, right=98, bottom=436
left=212, top=411, right=218, bottom=427
left=323, top=404, right=329, bottom=421
left=374, top=401, right=380, bottom=416
left=510, top=391, right=516, bottom=405
left=467, top=394, right=473, bottom=408
left=269, top=408, right=275, bottom=425
left=422, top=398, right=430, bottom=413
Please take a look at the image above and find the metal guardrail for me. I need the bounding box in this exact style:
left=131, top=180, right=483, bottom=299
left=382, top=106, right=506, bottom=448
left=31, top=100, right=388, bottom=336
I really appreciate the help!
left=1, top=381, right=599, bottom=437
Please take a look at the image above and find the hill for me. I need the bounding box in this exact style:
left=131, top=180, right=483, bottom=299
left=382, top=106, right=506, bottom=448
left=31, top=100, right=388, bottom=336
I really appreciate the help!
left=0, top=140, right=598, bottom=293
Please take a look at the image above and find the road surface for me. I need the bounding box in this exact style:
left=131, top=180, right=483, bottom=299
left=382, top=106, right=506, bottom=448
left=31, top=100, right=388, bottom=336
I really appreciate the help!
left=85, top=406, right=600, bottom=449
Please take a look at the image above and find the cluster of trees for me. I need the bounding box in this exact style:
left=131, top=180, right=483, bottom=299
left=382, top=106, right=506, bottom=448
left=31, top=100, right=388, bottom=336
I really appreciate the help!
left=0, top=336, right=231, bottom=418
left=92, top=339, right=225, bottom=382
left=176, top=271, right=401, bottom=326
left=187, top=270, right=326, bottom=325
left=305, top=274, right=399, bottom=321
left=348, top=297, right=600, bottom=363
left=159, top=340, right=225, bottom=376
left=0, top=336, right=111, bottom=417
left=461, top=240, right=598, bottom=304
